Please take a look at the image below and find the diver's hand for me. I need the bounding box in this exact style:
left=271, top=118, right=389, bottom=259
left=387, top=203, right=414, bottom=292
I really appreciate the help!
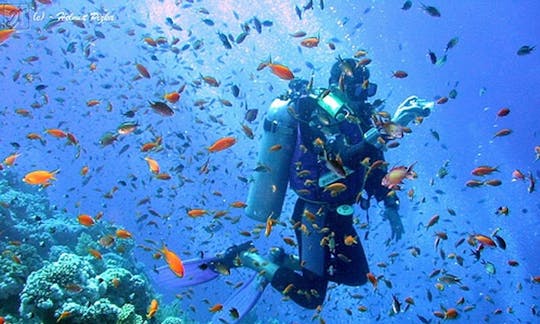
left=383, top=206, right=404, bottom=241
left=392, top=96, right=434, bottom=126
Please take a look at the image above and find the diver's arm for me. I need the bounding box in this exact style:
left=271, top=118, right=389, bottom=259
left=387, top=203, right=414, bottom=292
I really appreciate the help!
left=391, top=95, right=434, bottom=126
left=364, top=96, right=434, bottom=148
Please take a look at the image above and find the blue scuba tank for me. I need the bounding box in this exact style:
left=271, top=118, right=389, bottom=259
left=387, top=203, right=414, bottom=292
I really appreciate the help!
left=245, top=98, right=298, bottom=222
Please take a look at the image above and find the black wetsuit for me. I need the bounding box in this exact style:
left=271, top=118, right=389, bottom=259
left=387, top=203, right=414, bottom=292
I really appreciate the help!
left=269, top=94, right=390, bottom=309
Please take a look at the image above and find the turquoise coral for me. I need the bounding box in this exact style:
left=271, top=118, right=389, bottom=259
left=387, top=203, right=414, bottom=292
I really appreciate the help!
left=1, top=160, right=155, bottom=323
left=18, top=252, right=152, bottom=323
left=19, top=253, right=98, bottom=322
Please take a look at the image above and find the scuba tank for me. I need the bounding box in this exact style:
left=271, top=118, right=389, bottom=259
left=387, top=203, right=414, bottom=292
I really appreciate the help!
left=245, top=97, right=297, bottom=222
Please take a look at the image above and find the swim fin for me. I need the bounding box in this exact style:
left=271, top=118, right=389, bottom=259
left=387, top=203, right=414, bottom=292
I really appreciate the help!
left=153, top=256, right=220, bottom=292
left=211, top=273, right=269, bottom=324
left=151, top=241, right=255, bottom=294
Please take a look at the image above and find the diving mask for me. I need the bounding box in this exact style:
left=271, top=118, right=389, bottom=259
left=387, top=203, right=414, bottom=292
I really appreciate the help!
left=317, top=90, right=350, bottom=122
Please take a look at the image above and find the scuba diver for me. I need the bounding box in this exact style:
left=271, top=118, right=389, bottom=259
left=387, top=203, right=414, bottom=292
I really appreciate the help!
left=154, top=57, right=434, bottom=323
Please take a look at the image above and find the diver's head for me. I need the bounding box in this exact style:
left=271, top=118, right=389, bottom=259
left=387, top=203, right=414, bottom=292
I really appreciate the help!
left=328, top=57, right=377, bottom=102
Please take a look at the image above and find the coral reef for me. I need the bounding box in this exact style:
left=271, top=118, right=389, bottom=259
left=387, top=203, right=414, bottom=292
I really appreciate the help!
left=19, top=253, right=99, bottom=321
left=19, top=252, right=152, bottom=323
left=161, top=317, right=187, bottom=324
left=0, top=172, right=156, bottom=323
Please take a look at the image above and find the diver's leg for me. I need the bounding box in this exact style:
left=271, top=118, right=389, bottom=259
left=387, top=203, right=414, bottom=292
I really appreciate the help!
left=239, top=199, right=329, bottom=309
left=268, top=200, right=328, bottom=309
left=327, top=212, right=369, bottom=286
left=270, top=266, right=327, bottom=309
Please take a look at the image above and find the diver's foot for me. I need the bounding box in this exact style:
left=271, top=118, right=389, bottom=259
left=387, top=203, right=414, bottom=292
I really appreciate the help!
left=215, top=241, right=255, bottom=270
left=239, top=249, right=279, bottom=281
left=269, top=246, right=286, bottom=265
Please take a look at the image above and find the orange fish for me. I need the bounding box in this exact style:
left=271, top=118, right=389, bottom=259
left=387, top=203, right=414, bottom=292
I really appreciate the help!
left=187, top=209, right=208, bottom=217
left=465, top=179, right=484, bottom=187
left=344, top=235, right=358, bottom=246
left=161, top=245, right=185, bottom=277
left=86, top=99, right=100, bottom=107
left=444, top=308, right=458, bottom=319
left=229, top=201, right=247, bottom=208
left=511, top=169, right=525, bottom=181
left=45, top=128, right=67, bottom=138
left=3, top=153, right=21, bottom=166
left=265, top=215, right=276, bottom=237
left=323, top=182, right=347, bottom=196
left=22, top=169, right=59, bottom=185
left=88, top=248, right=102, bottom=260
left=471, top=165, right=498, bottom=176
left=484, top=179, right=502, bottom=186
left=155, top=173, right=171, bottom=180
left=141, top=142, right=158, bottom=152
left=381, top=163, right=416, bottom=190
left=354, top=50, right=368, bottom=58
left=27, top=132, right=46, bottom=144
left=116, top=229, right=133, bottom=239
left=425, top=214, right=440, bottom=230
left=300, top=35, right=320, bottom=48
left=357, top=58, right=372, bottom=67
left=213, top=210, right=228, bottom=218
left=507, top=260, right=519, bottom=267
left=147, top=299, right=158, bottom=319
left=201, top=75, right=220, bottom=87
left=474, top=234, right=496, bottom=247
left=436, top=97, right=449, bottom=105
left=493, top=128, right=512, bottom=138
left=209, top=303, right=223, bottom=313
left=268, top=62, right=295, bottom=80
left=77, top=214, right=95, bottom=226
left=144, top=157, right=160, bottom=174
left=144, top=37, right=157, bottom=47
left=241, top=123, right=254, bottom=139
left=15, top=108, right=31, bottom=117
left=56, top=311, right=72, bottom=322
left=164, top=91, right=180, bottom=103
left=111, top=277, right=121, bottom=287
left=208, top=136, right=236, bottom=152
left=282, top=283, right=295, bottom=295
left=80, top=166, right=89, bottom=176
left=392, top=70, right=408, bottom=78
left=0, top=4, right=23, bottom=16
left=366, top=272, right=378, bottom=289
left=496, top=107, right=510, bottom=117
left=136, top=63, right=151, bottom=78
left=0, top=28, right=15, bottom=44
left=66, top=132, right=79, bottom=146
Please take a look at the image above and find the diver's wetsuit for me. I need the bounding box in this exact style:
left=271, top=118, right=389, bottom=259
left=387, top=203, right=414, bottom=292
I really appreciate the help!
left=268, top=94, right=391, bottom=309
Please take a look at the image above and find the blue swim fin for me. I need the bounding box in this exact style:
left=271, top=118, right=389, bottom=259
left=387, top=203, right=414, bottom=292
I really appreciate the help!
left=152, top=256, right=220, bottom=294
left=151, top=241, right=255, bottom=294
left=211, top=273, right=269, bottom=323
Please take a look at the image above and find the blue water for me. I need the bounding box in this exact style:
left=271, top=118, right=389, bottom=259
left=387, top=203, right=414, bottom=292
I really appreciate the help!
left=1, top=0, right=539, bottom=323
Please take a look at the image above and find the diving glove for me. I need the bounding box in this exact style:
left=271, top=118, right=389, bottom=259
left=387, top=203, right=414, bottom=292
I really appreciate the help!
left=392, top=95, right=434, bottom=127
left=383, top=206, right=404, bottom=242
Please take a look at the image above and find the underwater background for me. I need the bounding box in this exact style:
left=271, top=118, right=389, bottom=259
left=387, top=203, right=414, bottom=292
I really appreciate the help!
left=0, top=0, right=539, bottom=323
